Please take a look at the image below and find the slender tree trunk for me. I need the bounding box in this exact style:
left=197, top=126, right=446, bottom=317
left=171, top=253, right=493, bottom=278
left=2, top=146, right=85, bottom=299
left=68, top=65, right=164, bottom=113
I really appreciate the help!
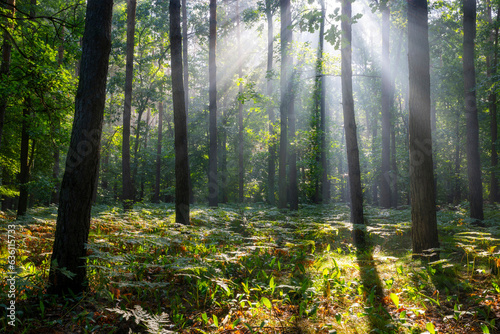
left=319, top=0, right=329, bottom=204
left=132, top=107, right=145, bottom=184
left=51, top=29, right=64, bottom=204
left=122, top=0, right=137, bottom=211
left=371, top=116, right=378, bottom=205
left=313, top=0, right=326, bottom=204
left=170, top=0, right=190, bottom=224
left=266, top=2, right=276, bottom=205
left=453, top=115, right=462, bottom=204
left=237, top=0, right=244, bottom=203
left=17, top=107, right=30, bottom=217
left=220, top=110, right=227, bottom=203
left=488, top=3, right=499, bottom=203
left=289, top=71, right=298, bottom=211
left=341, top=0, right=365, bottom=246
left=208, top=0, right=218, bottom=207
left=181, top=0, right=194, bottom=204
left=48, top=0, right=113, bottom=295
left=154, top=102, right=163, bottom=203
left=391, top=122, right=397, bottom=208
left=408, top=0, right=439, bottom=259
left=0, top=0, right=15, bottom=151
left=380, top=1, right=391, bottom=208
left=463, top=0, right=484, bottom=220
left=278, top=0, right=291, bottom=209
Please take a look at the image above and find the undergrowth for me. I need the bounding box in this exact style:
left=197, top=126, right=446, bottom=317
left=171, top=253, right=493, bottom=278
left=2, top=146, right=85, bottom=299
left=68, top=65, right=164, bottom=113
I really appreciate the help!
left=0, top=203, right=499, bottom=333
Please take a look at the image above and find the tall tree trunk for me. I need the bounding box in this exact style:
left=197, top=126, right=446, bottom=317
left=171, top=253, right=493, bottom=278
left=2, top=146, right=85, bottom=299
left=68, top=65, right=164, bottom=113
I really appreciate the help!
left=391, top=122, right=397, bottom=208
left=488, top=3, right=499, bottom=203
left=132, top=107, right=145, bottom=184
left=17, top=0, right=36, bottom=217
left=289, top=71, right=298, bottom=211
left=237, top=0, right=244, bottom=203
left=0, top=0, right=15, bottom=151
left=341, top=0, right=365, bottom=246
left=154, top=102, right=163, bottom=203
left=313, top=0, right=326, bottom=204
left=181, top=0, right=194, bottom=204
left=266, top=2, right=276, bottom=205
left=407, top=0, right=439, bottom=259
left=17, top=107, right=30, bottom=217
left=380, top=0, right=392, bottom=208
left=122, top=0, right=136, bottom=211
left=453, top=114, right=462, bottom=204
left=51, top=27, right=64, bottom=205
left=48, top=0, right=113, bottom=295
left=208, top=0, right=218, bottom=207
left=170, top=0, right=190, bottom=224
left=463, top=0, right=484, bottom=220
left=371, top=116, right=378, bottom=205
left=319, top=0, right=329, bottom=204
left=278, top=0, right=291, bottom=209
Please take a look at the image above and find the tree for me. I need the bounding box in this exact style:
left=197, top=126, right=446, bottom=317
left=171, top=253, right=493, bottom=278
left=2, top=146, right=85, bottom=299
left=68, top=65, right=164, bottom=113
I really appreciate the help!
left=48, top=0, right=114, bottom=295
left=462, top=0, right=483, bottom=220
left=208, top=0, right=218, bottom=207
left=341, top=0, right=364, bottom=245
left=380, top=0, right=391, bottom=208
left=278, top=0, right=291, bottom=209
left=122, top=0, right=137, bottom=211
left=170, top=0, right=189, bottom=224
left=487, top=2, right=499, bottom=203
left=237, top=0, right=244, bottom=203
left=407, top=0, right=439, bottom=259
left=153, top=101, right=163, bottom=203
left=266, top=0, right=277, bottom=205
left=0, top=0, right=15, bottom=151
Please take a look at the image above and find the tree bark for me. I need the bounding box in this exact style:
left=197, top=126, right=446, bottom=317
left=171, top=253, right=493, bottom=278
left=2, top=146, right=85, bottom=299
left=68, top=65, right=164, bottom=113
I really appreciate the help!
left=380, top=0, right=391, bottom=208
left=48, top=0, right=113, bottom=295
left=17, top=107, right=30, bottom=217
left=154, top=102, right=163, bottom=203
left=208, top=0, right=218, bottom=207
left=170, top=0, right=190, bottom=224
left=488, top=3, right=499, bottom=203
left=462, top=0, right=484, bottom=220
left=122, top=0, right=137, bottom=211
left=278, top=0, right=291, bottom=209
left=237, top=0, right=244, bottom=203
left=266, top=1, right=276, bottom=205
left=408, top=0, right=439, bottom=259
left=341, top=0, right=365, bottom=246
left=0, top=0, right=15, bottom=151
left=319, top=0, right=329, bottom=204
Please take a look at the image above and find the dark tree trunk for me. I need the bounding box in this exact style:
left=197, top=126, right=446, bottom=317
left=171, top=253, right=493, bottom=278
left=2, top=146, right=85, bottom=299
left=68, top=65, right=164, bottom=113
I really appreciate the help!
left=453, top=115, right=462, bottom=205
left=341, top=0, right=365, bottom=246
left=153, top=101, right=163, bottom=203
left=462, top=0, right=484, bottom=220
left=48, top=0, right=113, bottom=295
left=170, top=0, right=190, bottom=224
left=313, top=0, right=327, bottom=204
left=266, top=2, right=276, bottom=205
left=278, top=0, right=291, bottom=209
left=122, top=0, right=136, bottom=211
left=208, top=0, right=218, bottom=207
left=371, top=115, right=378, bottom=205
left=237, top=0, right=244, bottom=203
left=181, top=0, right=194, bottom=204
left=17, top=107, right=30, bottom=217
left=289, top=72, right=298, bottom=211
left=319, top=0, right=329, bottom=204
left=0, top=0, right=15, bottom=151
left=408, top=0, right=439, bottom=259
left=380, top=1, right=391, bottom=208
left=488, top=3, right=499, bottom=203
left=391, top=120, right=397, bottom=208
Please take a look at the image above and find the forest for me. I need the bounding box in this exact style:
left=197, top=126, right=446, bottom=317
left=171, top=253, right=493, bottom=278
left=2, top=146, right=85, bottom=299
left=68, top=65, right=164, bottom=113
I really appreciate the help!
left=0, top=0, right=499, bottom=333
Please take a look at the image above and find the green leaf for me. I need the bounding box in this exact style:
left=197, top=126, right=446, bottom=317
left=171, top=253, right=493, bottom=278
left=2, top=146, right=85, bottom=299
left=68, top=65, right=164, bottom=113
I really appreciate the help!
left=426, top=322, right=436, bottom=334
left=389, top=293, right=399, bottom=308
left=213, top=314, right=219, bottom=328
left=261, top=297, right=272, bottom=309
left=481, top=324, right=490, bottom=333
left=201, top=312, right=208, bottom=323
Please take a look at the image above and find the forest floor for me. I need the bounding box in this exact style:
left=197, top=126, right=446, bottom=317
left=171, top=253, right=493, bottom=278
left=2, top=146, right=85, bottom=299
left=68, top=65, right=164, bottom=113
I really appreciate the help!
left=1, top=203, right=499, bottom=334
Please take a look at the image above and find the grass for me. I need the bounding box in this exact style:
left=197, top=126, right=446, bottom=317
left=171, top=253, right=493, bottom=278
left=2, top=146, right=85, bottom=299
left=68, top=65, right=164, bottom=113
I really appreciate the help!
left=0, top=202, right=499, bottom=333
